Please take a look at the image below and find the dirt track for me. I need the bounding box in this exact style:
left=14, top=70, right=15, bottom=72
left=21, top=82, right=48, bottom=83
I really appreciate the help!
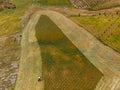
left=15, top=10, right=120, bottom=90
left=15, top=13, right=44, bottom=90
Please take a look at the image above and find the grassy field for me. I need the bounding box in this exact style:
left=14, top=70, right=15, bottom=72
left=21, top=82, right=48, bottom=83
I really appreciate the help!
left=0, top=0, right=33, bottom=89
left=70, top=14, right=120, bottom=52
left=37, top=0, right=72, bottom=7
left=82, top=0, right=120, bottom=10
left=91, top=0, right=120, bottom=10
left=0, top=0, right=72, bottom=37
left=35, top=15, right=102, bottom=90
left=0, top=0, right=33, bottom=37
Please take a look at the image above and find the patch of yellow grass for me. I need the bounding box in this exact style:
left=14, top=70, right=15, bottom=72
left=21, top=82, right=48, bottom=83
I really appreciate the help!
left=70, top=14, right=120, bottom=52
left=0, top=0, right=33, bottom=37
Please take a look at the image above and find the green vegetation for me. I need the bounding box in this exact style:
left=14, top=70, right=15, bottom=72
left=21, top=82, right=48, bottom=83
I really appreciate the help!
left=0, top=0, right=33, bottom=36
left=0, top=0, right=72, bottom=37
left=37, top=0, right=72, bottom=7
left=70, top=14, right=120, bottom=52
left=35, top=15, right=102, bottom=90
left=0, top=0, right=33, bottom=89
left=82, top=0, right=120, bottom=10
left=92, top=3, right=120, bottom=10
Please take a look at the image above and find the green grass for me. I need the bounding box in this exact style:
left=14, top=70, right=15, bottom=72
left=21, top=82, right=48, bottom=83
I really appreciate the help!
left=0, top=0, right=34, bottom=89
left=0, top=0, right=33, bottom=36
left=70, top=14, right=120, bottom=52
left=0, top=0, right=72, bottom=37
left=35, top=15, right=102, bottom=90
left=81, top=0, right=120, bottom=10
left=91, top=0, right=120, bottom=10
left=37, top=0, right=72, bottom=7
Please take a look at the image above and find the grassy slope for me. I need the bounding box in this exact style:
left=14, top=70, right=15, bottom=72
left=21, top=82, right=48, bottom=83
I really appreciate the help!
left=82, top=0, right=120, bottom=10
left=92, top=0, right=120, bottom=10
left=38, top=0, right=72, bottom=7
left=70, top=14, right=120, bottom=52
left=0, top=0, right=72, bottom=37
left=0, top=0, right=33, bottom=37
left=0, top=0, right=33, bottom=89
left=35, top=15, right=102, bottom=90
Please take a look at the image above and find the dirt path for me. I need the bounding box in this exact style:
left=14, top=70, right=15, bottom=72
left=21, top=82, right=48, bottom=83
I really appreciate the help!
left=39, top=6, right=120, bottom=17
left=15, top=10, right=120, bottom=90
left=42, top=10, right=120, bottom=76
left=15, top=13, right=44, bottom=90
left=42, top=10, right=120, bottom=90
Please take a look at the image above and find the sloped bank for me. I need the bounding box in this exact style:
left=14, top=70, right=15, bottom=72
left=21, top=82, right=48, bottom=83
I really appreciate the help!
left=35, top=15, right=102, bottom=90
left=15, top=10, right=120, bottom=90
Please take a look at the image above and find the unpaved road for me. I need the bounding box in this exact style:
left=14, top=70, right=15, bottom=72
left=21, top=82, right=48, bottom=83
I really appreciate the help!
left=15, top=13, right=44, bottom=90
left=15, top=10, right=120, bottom=90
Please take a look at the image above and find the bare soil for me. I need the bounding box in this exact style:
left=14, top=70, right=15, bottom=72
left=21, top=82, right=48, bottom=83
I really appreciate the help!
left=0, top=32, right=21, bottom=90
